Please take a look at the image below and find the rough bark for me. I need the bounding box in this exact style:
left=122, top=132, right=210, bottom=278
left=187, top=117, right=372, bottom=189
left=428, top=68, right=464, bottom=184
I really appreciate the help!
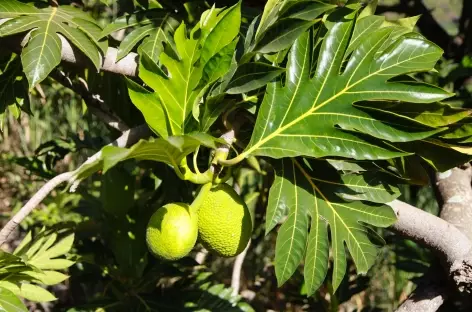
left=435, top=165, right=472, bottom=241
left=388, top=200, right=472, bottom=265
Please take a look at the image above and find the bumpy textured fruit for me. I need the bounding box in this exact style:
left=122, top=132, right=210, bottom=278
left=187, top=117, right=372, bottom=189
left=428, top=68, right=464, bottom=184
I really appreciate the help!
left=197, top=184, right=252, bottom=257
left=146, top=203, right=198, bottom=261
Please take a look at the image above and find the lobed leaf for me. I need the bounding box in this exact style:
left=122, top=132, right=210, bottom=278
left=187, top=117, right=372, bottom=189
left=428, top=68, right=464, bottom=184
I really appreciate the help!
left=268, top=158, right=397, bottom=294
left=131, top=2, right=241, bottom=135
left=239, top=10, right=451, bottom=163
left=0, top=1, right=103, bottom=87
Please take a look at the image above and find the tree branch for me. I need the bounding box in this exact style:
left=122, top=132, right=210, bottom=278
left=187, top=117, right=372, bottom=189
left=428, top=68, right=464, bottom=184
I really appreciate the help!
left=395, top=268, right=449, bottom=312
left=0, top=171, right=74, bottom=248
left=388, top=199, right=472, bottom=265
left=390, top=187, right=472, bottom=311
left=231, top=240, right=250, bottom=296
left=0, top=124, right=151, bottom=247
left=49, top=70, right=130, bottom=132
left=435, top=165, right=472, bottom=241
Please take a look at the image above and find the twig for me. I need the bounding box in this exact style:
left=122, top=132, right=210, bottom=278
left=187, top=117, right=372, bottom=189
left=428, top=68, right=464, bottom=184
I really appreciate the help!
left=0, top=171, right=74, bottom=247
left=0, top=124, right=150, bottom=247
left=195, top=247, right=209, bottom=265
left=231, top=240, right=250, bottom=296
left=49, top=70, right=130, bottom=132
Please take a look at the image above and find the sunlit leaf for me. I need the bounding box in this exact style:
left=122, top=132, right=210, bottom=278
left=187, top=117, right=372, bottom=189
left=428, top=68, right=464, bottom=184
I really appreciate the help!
left=133, top=2, right=241, bottom=135
left=236, top=10, right=451, bottom=163
left=0, top=1, right=103, bottom=87
left=19, top=284, right=56, bottom=302
left=0, top=287, right=27, bottom=312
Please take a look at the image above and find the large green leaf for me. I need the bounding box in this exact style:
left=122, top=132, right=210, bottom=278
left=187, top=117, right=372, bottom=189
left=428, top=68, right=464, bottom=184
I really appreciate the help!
left=228, top=10, right=451, bottom=164
left=267, top=158, right=396, bottom=295
left=99, top=134, right=217, bottom=173
left=0, top=1, right=103, bottom=87
left=133, top=2, right=241, bottom=135
left=70, top=133, right=218, bottom=184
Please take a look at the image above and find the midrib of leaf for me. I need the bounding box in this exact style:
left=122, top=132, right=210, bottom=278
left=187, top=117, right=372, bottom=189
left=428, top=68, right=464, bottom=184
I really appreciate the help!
left=310, top=176, right=386, bottom=192
left=293, top=160, right=369, bottom=270
left=184, top=45, right=198, bottom=125
left=311, top=112, right=436, bottom=131
left=149, top=15, right=173, bottom=60
left=273, top=32, right=309, bottom=135
left=239, top=34, right=441, bottom=161
left=31, top=8, right=56, bottom=85
left=279, top=160, right=299, bottom=280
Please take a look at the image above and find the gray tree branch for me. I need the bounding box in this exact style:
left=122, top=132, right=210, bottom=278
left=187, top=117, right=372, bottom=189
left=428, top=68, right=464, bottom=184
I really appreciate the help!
left=388, top=200, right=472, bottom=265
left=392, top=162, right=472, bottom=312
left=435, top=165, right=472, bottom=241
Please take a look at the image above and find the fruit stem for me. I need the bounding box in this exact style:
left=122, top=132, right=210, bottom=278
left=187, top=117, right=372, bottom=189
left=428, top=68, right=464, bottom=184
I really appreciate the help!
left=218, top=151, right=247, bottom=166
left=190, top=182, right=212, bottom=213
left=178, top=157, right=213, bottom=184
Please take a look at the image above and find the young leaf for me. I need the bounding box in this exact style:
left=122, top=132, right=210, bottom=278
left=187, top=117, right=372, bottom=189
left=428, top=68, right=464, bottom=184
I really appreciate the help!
left=70, top=133, right=218, bottom=184
left=0, top=1, right=103, bottom=87
left=235, top=10, right=451, bottom=163
left=19, top=284, right=56, bottom=302
left=23, top=271, right=69, bottom=286
left=133, top=2, right=241, bottom=135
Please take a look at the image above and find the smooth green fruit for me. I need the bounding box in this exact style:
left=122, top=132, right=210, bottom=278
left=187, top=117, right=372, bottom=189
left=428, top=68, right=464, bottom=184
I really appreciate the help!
left=197, top=184, right=252, bottom=257
left=146, top=203, right=198, bottom=261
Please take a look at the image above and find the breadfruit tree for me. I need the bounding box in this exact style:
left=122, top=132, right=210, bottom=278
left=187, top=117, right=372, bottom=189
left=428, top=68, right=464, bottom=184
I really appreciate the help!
left=1, top=0, right=472, bottom=311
